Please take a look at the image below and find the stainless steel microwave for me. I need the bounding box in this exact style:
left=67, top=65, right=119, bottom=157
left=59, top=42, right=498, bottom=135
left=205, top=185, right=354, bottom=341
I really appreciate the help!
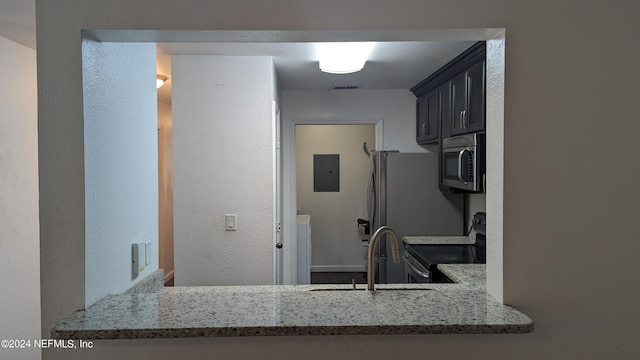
left=441, top=133, right=485, bottom=192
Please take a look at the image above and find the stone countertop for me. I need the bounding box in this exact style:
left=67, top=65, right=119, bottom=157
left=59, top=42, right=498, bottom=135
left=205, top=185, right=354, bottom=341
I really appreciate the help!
left=51, top=267, right=533, bottom=339
left=403, top=235, right=475, bottom=245
left=438, top=264, right=486, bottom=290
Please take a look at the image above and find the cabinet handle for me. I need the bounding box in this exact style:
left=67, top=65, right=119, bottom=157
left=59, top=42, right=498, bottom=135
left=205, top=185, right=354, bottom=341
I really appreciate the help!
left=463, top=110, right=467, bottom=129
left=421, top=123, right=426, bottom=136
left=459, top=111, right=464, bottom=129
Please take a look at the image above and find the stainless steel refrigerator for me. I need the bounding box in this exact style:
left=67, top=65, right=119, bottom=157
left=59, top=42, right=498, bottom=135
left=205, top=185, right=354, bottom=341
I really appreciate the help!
left=367, top=151, right=464, bottom=283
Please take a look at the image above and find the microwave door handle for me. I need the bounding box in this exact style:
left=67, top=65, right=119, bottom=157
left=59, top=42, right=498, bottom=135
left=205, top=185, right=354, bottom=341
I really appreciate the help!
left=457, top=148, right=468, bottom=184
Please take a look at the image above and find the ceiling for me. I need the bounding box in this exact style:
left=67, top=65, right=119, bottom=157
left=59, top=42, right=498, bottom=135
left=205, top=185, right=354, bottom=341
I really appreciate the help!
left=0, top=1, right=475, bottom=103
left=0, top=0, right=36, bottom=49
left=157, top=41, right=474, bottom=104
left=159, top=41, right=474, bottom=90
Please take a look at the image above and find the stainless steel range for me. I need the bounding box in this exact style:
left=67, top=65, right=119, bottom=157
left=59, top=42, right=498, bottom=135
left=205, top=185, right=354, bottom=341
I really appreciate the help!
left=403, top=212, right=486, bottom=283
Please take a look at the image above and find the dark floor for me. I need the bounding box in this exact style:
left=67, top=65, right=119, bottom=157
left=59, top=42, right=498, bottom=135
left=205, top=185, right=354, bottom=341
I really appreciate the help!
left=311, top=272, right=367, bottom=284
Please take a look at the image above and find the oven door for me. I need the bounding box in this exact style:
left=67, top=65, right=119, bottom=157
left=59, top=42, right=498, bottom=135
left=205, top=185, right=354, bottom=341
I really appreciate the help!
left=402, top=251, right=431, bottom=283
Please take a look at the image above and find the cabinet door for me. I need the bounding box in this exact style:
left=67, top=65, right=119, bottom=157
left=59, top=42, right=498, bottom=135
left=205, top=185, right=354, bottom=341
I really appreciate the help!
left=416, top=95, right=428, bottom=142
left=439, top=81, right=451, bottom=139
left=416, top=89, right=439, bottom=143
left=451, top=71, right=467, bottom=135
left=451, top=60, right=485, bottom=135
left=426, top=89, right=439, bottom=141
left=464, top=60, right=485, bottom=133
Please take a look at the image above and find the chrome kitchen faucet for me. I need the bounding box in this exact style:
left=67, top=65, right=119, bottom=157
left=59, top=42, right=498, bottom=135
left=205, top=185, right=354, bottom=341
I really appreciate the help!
left=367, top=226, right=400, bottom=291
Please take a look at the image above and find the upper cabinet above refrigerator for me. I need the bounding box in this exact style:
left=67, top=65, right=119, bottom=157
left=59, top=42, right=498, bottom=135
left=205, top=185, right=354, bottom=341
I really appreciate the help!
left=415, top=88, right=440, bottom=144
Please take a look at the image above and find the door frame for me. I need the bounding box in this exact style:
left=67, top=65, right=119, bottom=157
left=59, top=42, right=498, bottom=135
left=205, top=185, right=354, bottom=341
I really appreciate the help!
left=273, top=101, right=284, bottom=284
left=281, top=117, right=384, bottom=285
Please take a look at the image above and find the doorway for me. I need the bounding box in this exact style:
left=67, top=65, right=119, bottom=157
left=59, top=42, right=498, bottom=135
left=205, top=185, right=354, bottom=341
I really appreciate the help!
left=290, top=121, right=381, bottom=284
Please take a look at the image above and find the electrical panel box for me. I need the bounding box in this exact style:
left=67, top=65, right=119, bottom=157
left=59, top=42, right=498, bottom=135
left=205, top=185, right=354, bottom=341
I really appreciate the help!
left=313, top=154, right=340, bottom=192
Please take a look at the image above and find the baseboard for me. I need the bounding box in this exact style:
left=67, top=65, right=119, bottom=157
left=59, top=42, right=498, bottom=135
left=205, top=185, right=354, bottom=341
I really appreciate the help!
left=164, top=269, right=175, bottom=283
left=311, top=265, right=366, bottom=273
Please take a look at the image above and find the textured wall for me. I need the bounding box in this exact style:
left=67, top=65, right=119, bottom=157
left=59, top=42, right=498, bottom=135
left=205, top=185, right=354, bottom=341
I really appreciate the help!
left=172, top=55, right=274, bottom=286
left=484, top=37, right=504, bottom=299
left=36, top=0, right=640, bottom=359
left=296, top=125, right=375, bottom=271
left=82, top=40, right=159, bottom=306
left=0, top=35, right=40, bottom=360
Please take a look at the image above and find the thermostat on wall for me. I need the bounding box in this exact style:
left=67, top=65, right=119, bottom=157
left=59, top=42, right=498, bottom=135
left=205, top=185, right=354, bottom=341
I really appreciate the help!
left=132, top=242, right=145, bottom=278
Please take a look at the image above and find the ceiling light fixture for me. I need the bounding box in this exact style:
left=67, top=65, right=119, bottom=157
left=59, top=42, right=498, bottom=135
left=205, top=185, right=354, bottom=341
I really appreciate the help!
left=156, top=75, right=168, bottom=89
left=317, top=42, right=375, bottom=74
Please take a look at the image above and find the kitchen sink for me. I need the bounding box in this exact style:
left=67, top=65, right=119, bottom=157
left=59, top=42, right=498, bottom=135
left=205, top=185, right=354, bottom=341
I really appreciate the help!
left=307, top=287, right=433, bottom=292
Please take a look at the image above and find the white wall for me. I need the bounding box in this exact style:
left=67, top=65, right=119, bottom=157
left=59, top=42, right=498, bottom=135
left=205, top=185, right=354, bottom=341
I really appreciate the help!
left=172, top=55, right=274, bottom=286
left=0, top=35, right=41, bottom=360
left=82, top=40, right=159, bottom=306
left=283, top=90, right=421, bottom=152
left=465, top=193, right=486, bottom=231
left=36, top=1, right=640, bottom=359
left=296, top=125, right=375, bottom=271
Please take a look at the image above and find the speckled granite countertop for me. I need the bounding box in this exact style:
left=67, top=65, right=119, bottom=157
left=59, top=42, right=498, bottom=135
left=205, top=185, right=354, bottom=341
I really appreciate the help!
left=438, top=264, right=486, bottom=290
left=51, top=265, right=532, bottom=339
left=403, top=235, right=475, bottom=245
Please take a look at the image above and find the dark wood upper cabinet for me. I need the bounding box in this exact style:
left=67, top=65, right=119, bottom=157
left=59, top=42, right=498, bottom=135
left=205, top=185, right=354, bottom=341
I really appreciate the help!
left=411, top=42, right=486, bottom=143
left=451, top=60, right=485, bottom=135
left=439, top=81, right=452, bottom=140
left=416, top=88, right=439, bottom=144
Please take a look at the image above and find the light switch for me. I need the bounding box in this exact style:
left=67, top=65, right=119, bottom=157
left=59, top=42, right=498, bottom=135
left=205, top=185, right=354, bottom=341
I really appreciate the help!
left=225, top=214, right=237, bottom=231
left=132, top=242, right=145, bottom=278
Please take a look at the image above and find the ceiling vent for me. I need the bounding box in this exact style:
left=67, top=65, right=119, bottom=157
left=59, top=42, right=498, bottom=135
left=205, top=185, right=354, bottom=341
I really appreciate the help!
left=333, top=85, right=359, bottom=90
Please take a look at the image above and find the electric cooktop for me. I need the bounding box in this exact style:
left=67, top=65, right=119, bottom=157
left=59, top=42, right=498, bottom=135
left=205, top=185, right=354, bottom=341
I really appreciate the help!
left=405, top=233, right=486, bottom=271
